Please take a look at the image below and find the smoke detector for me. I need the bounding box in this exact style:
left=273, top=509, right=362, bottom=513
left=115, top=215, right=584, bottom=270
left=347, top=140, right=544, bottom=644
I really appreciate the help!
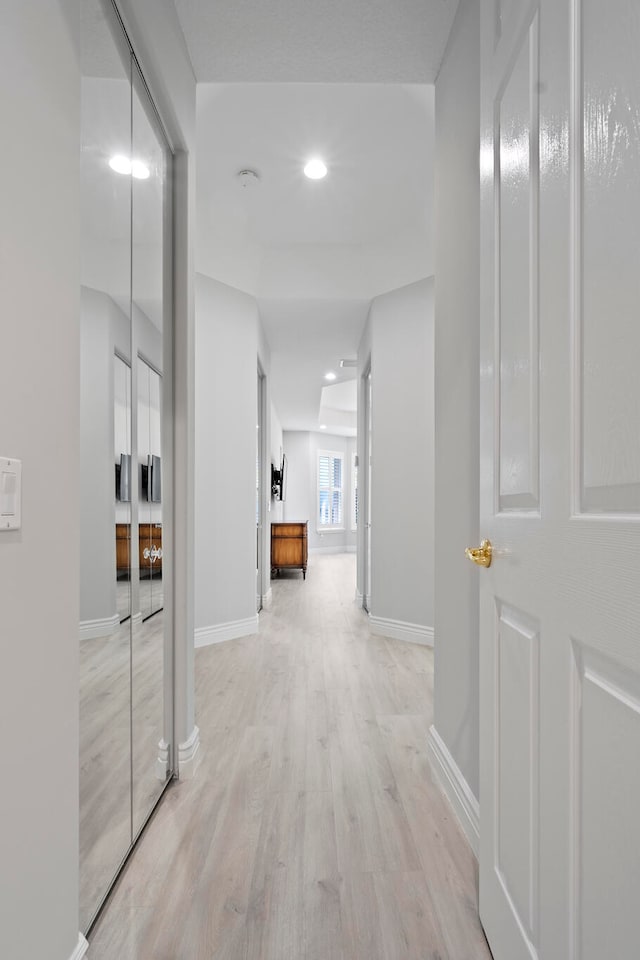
left=237, top=169, right=260, bottom=188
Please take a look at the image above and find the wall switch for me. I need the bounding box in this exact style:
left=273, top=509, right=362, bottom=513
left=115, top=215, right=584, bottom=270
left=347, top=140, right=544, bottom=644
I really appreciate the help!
left=0, top=458, right=21, bottom=530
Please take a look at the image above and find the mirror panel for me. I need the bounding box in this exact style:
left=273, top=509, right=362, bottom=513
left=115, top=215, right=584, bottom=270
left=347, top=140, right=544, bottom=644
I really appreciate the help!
left=79, top=0, right=132, bottom=931
left=80, top=0, right=173, bottom=931
left=131, top=66, right=171, bottom=837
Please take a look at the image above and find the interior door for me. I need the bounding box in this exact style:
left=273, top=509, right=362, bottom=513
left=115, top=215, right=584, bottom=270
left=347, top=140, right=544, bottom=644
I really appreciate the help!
left=478, top=1, right=640, bottom=958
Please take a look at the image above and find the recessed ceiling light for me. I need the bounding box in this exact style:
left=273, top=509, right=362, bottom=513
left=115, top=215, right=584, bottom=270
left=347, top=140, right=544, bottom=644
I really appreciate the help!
left=325, top=372, right=337, bottom=381
left=304, top=158, right=328, bottom=180
left=319, top=424, right=327, bottom=430
left=109, top=155, right=150, bottom=179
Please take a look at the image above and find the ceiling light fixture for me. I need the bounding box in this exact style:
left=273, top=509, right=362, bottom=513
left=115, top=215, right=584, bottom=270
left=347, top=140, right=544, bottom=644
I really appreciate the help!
left=238, top=169, right=260, bottom=188
left=304, top=158, right=328, bottom=180
left=319, top=424, right=327, bottom=430
left=325, top=372, right=337, bottom=381
left=109, top=155, right=150, bottom=179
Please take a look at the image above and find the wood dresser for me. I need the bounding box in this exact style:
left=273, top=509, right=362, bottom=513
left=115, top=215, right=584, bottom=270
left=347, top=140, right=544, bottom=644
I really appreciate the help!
left=115, top=523, right=163, bottom=575
left=271, top=521, right=308, bottom=579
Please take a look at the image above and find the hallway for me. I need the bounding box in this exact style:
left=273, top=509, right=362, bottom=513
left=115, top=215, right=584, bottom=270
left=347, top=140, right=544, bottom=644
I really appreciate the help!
left=89, top=554, right=491, bottom=959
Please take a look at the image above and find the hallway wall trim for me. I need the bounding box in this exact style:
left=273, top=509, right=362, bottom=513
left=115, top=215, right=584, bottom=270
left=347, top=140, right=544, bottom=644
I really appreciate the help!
left=79, top=614, right=120, bottom=642
left=369, top=616, right=434, bottom=646
left=194, top=615, right=259, bottom=648
left=428, top=724, right=479, bottom=858
left=68, top=933, right=89, bottom=960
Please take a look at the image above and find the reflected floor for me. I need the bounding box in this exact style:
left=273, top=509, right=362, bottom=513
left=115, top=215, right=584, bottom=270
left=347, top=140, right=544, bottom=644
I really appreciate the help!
left=79, top=611, right=167, bottom=931
left=116, top=580, right=131, bottom=621
left=116, top=579, right=164, bottom=623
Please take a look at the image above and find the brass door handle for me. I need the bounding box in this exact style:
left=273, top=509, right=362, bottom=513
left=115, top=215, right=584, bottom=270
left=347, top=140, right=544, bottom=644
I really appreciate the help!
left=465, top=539, right=492, bottom=568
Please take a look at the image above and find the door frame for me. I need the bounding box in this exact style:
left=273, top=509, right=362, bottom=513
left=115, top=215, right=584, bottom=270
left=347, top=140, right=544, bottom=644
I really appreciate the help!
left=256, top=362, right=266, bottom=612
left=361, top=362, right=372, bottom=613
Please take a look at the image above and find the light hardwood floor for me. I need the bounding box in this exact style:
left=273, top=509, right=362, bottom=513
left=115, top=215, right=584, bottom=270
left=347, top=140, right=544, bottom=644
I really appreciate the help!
left=88, top=553, right=492, bottom=959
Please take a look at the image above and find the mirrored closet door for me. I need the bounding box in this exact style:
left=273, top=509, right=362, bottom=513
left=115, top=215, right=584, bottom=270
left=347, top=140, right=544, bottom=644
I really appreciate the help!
left=79, top=0, right=173, bottom=933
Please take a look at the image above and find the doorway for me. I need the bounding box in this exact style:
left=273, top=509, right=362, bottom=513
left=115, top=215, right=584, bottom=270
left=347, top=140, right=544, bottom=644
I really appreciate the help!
left=256, top=364, right=266, bottom=612
left=362, top=366, right=372, bottom=613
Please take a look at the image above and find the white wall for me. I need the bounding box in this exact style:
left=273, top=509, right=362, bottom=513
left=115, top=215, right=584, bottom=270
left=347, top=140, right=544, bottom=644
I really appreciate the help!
left=0, top=4, right=80, bottom=959
left=258, top=312, right=280, bottom=595
left=433, top=0, right=481, bottom=799
left=195, top=273, right=260, bottom=635
left=283, top=431, right=357, bottom=553
left=1, top=2, right=196, bottom=957
left=359, top=278, right=435, bottom=636
left=269, top=404, right=284, bottom=526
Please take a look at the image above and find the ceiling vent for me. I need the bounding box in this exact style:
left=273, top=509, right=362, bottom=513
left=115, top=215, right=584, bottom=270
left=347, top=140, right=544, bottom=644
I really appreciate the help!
left=339, top=359, right=357, bottom=368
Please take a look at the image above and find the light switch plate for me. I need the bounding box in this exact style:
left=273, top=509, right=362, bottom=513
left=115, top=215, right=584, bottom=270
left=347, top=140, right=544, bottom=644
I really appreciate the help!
left=0, top=457, right=21, bottom=530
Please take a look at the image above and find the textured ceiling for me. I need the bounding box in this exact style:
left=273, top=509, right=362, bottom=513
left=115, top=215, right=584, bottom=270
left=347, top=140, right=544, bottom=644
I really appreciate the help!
left=174, top=0, right=459, bottom=83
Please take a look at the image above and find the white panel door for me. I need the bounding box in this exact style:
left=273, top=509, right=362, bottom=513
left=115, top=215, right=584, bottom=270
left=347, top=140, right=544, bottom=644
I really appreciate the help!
left=479, top=1, right=640, bottom=958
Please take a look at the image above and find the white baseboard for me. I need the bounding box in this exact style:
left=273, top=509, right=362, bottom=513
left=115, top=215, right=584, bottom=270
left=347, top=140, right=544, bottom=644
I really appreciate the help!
left=355, top=589, right=363, bottom=604
left=79, top=614, right=119, bottom=641
left=69, top=933, right=89, bottom=960
left=369, top=615, right=434, bottom=646
left=156, top=738, right=170, bottom=780
left=346, top=545, right=357, bottom=553
left=178, top=725, right=201, bottom=780
left=309, top=545, right=352, bottom=555
left=261, top=588, right=273, bottom=608
left=427, top=725, right=479, bottom=858
left=194, top=615, right=259, bottom=648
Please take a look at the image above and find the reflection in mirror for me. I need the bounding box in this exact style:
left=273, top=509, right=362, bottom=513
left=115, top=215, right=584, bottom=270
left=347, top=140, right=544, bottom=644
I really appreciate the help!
left=131, top=67, right=171, bottom=838
left=114, top=355, right=132, bottom=623
left=137, top=358, right=163, bottom=622
left=79, top=0, right=132, bottom=931
left=80, top=0, right=173, bottom=931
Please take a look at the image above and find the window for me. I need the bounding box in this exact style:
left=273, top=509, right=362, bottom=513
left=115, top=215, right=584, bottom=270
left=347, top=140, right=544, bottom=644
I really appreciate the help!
left=351, top=452, right=358, bottom=531
left=318, top=451, right=344, bottom=529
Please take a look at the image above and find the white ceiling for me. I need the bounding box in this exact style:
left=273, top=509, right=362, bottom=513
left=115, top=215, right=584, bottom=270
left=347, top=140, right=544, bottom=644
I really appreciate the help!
left=196, top=83, right=434, bottom=301
left=260, top=300, right=367, bottom=435
left=174, top=0, right=460, bottom=84
left=173, top=2, right=445, bottom=435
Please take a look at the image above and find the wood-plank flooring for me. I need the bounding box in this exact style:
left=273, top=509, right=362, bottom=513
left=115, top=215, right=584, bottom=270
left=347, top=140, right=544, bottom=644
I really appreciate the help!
left=88, top=553, right=492, bottom=959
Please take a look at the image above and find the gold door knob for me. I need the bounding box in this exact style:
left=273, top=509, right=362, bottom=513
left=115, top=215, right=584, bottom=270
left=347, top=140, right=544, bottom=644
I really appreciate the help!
left=465, top=539, right=493, bottom=568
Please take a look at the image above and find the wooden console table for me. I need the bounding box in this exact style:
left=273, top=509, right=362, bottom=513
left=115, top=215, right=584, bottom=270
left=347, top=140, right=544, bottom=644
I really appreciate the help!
left=271, top=521, right=308, bottom=579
